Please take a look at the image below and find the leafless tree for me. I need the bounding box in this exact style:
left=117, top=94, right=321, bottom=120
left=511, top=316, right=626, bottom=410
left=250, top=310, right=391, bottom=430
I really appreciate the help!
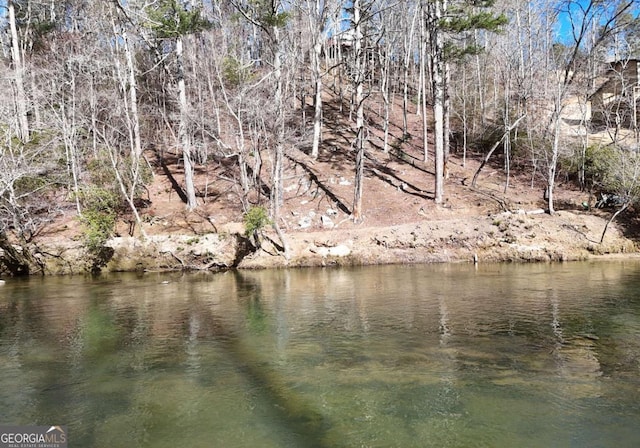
left=544, top=0, right=635, bottom=214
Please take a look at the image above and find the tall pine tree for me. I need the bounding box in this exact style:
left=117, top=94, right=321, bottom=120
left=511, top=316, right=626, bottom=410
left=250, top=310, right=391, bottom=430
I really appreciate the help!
left=425, top=0, right=507, bottom=204
left=146, top=0, right=209, bottom=211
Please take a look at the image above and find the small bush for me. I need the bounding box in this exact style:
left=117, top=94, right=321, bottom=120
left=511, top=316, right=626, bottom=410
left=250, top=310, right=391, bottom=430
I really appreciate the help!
left=559, top=143, right=617, bottom=190
left=77, top=187, right=119, bottom=271
left=583, top=144, right=618, bottom=191
left=222, top=56, right=254, bottom=86
left=243, top=206, right=272, bottom=241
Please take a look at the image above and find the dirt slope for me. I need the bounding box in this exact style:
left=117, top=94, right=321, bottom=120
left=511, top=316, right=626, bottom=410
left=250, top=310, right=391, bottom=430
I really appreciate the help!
left=32, top=90, right=640, bottom=273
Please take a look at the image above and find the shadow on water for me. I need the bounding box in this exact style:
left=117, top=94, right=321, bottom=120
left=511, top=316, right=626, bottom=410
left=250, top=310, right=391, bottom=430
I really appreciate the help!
left=2, top=274, right=335, bottom=447
left=223, top=270, right=332, bottom=447
left=4, top=264, right=640, bottom=447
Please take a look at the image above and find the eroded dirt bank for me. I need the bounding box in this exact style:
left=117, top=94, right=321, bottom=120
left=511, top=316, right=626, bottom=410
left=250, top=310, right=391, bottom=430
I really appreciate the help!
left=237, top=209, right=637, bottom=269
left=9, top=208, right=635, bottom=276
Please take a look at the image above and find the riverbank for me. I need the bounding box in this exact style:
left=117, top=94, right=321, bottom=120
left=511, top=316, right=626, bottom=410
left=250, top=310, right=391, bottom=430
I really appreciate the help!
left=238, top=208, right=637, bottom=268
left=4, top=64, right=640, bottom=276
left=7, top=206, right=632, bottom=276
left=3, top=129, right=639, bottom=276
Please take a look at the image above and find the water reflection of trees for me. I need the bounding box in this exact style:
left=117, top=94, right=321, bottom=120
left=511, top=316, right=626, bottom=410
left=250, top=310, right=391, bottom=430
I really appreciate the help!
left=229, top=263, right=639, bottom=440
left=1, top=263, right=639, bottom=445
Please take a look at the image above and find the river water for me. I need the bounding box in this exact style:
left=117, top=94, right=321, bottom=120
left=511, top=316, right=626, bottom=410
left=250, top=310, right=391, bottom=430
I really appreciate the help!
left=0, top=262, right=639, bottom=447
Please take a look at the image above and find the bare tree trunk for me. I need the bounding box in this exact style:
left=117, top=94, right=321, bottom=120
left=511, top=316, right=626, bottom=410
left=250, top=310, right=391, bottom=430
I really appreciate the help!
left=9, top=0, right=29, bottom=143
left=379, top=40, right=391, bottom=153
left=460, top=45, right=468, bottom=167
left=336, top=14, right=345, bottom=114
left=352, top=0, right=365, bottom=221
left=503, top=74, right=511, bottom=192
left=213, top=57, right=251, bottom=207
left=59, top=71, right=82, bottom=216
left=428, top=0, right=445, bottom=204
left=234, top=118, right=251, bottom=205
left=311, top=36, right=323, bottom=159
left=472, top=114, right=527, bottom=188
left=600, top=202, right=630, bottom=244
left=420, top=3, right=429, bottom=163
left=402, top=5, right=418, bottom=137
left=271, top=25, right=290, bottom=259
left=111, top=18, right=147, bottom=237
left=548, top=93, right=561, bottom=215
left=307, top=0, right=328, bottom=159
left=29, top=71, right=41, bottom=128
left=443, top=60, right=451, bottom=179
left=123, top=31, right=143, bottom=159
left=383, top=60, right=392, bottom=154
left=108, top=148, right=148, bottom=239
left=176, top=37, right=198, bottom=210
left=474, top=30, right=485, bottom=129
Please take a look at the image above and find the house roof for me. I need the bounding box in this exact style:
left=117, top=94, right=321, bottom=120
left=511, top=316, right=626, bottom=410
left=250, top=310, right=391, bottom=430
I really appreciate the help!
left=603, top=56, right=640, bottom=64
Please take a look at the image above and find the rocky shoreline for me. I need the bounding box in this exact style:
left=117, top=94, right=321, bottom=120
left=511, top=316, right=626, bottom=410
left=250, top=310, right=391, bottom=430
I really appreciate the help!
left=2, top=209, right=637, bottom=276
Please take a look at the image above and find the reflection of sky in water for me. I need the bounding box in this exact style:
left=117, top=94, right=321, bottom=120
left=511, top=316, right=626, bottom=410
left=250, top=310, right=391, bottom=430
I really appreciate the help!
left=0, top=262, right=639, bottom=447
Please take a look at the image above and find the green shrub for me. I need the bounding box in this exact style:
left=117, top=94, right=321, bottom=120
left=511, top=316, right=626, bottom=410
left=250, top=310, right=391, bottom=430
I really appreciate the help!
left=557, top=143, right=618, bottom=189
left=243, top=206, right=272, bottom=240
left=222, top=56, right=254, bottom=86
left=583, top=144, right=618, bottom=190
left=77, top=187, right=119, bottom=271
left=81, top=208, right=116, bottom=252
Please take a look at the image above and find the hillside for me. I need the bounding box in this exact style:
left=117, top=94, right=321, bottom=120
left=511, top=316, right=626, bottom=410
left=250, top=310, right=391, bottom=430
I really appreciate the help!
left=27, top=88, right=640, bottom=274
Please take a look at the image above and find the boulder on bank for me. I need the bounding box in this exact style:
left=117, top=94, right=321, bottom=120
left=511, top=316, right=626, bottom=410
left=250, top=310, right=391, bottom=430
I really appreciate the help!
left=105, top=234, right=239, bottom=272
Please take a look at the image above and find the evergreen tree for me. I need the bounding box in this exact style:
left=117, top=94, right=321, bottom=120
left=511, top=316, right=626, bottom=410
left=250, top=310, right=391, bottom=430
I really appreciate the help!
left=425, top=0, right=507, bottom=204
left=145, top=0, right=210, bottom=211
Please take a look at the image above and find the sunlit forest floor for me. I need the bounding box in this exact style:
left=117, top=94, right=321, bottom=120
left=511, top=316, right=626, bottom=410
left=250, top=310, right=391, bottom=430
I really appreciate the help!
left=37, top=85, right=640, bottom=269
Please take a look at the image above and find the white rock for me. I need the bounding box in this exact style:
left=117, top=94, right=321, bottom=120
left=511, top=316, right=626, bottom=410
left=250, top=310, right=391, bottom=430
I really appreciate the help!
left=299, top=216, right=313, bottom=229
left=321, top=215, right=334, bottom=228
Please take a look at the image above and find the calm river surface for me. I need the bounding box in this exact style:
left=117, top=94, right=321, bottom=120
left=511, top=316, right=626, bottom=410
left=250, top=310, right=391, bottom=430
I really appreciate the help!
left=1, top=262, right=639, bottom=447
